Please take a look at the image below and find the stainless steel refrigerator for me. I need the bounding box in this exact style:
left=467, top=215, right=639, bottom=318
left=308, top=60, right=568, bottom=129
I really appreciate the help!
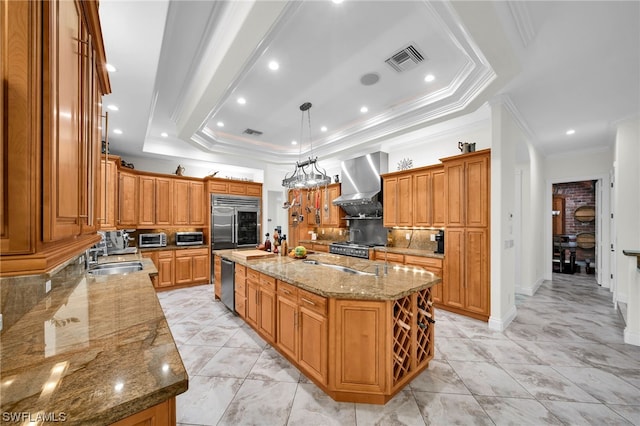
left=210, top=195, right=261, bottom=250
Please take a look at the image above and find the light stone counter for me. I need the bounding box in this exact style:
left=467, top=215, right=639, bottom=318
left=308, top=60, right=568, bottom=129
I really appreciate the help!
left=216, top=250, right=441, bottom=300
left=0, top=254, right=188, bottom=424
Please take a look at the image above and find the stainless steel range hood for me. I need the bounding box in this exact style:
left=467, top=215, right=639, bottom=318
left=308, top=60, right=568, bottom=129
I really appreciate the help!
left=332, top=152, right=388, bottom=218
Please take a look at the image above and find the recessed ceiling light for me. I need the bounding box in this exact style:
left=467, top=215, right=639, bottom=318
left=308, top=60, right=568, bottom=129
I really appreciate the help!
left=360, top=106, right=368, bottom=113
left=217, top=121, right=224, bottom=127
left=320, top=126, right=328, bottom=132
left=106, top=63, right=117, bottom=72
left=424, top=74, right=435, bottom=82
left=566, top=129, right=576, bottom=135
left=332, top=0, right=344, bottom=4
left=113, top=129, right=123, bottom=135
left=237, top=97, right=246, bottom=105
left=291, top=140, right=297, bottom=145
left=107, top=104, right=119, bottom=111
left=160, top=132, right=168, bottom=137
left=268, top=60, right=279, bottom=71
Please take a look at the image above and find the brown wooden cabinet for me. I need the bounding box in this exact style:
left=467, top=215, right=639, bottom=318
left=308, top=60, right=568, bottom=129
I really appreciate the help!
left=110, top=397, right=175, bottom=426
left=444, top=151, right=489, bottom=228
left=207, top=178, right=262, bottom=198
left=431, top=167, right=445, bottom=227
left=245, top=268, right=276, bottom=343
left=157, top=250, right=175, bottom=288
left=234, top=264, right=247, bottom=317
left=383, top=173, right=413, bottom=227
left=141, top=251, right=159, bottom=288
left=99, top=156, right=118, bottom=230
left=138, top=175, right=173, bottom=227
left=246, top=269, right=260, bottom=328
left=118, top=170, right=138, bottom=227
left=1, top=0, right=110, bottom=276
left=276, top=281, right=299, bottom=361
left=214, top=256, right=222, bottom=299
left=404, top=255, right=443, bottom=304
left=174, top=179, right=205, bottom=226
left=174, top=248, right=209, bottom=286
left=320, top=184, right=346, bottom=228
left=298, top=288, right=328, bottom=385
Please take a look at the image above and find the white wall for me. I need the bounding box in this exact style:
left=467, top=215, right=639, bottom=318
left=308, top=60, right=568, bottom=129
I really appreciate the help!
left=613, top=117, right=640, bottom=345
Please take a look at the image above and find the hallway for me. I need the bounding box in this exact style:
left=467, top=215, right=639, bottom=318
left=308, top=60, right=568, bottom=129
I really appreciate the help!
left=158, top=272, right=640, bottom=425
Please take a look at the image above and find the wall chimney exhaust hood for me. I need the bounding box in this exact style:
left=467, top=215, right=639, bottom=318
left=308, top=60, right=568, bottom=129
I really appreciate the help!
left=332, top=152, right=388, bottom=218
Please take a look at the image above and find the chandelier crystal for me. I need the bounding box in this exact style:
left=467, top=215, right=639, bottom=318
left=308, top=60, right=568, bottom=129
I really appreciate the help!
left=282, top=102, right=331, bottom=189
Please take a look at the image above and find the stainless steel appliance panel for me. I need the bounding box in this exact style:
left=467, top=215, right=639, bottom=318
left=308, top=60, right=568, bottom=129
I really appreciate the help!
left=212, top=206, right=235, bottom=249
left=221, top=258, right=235, bottom=312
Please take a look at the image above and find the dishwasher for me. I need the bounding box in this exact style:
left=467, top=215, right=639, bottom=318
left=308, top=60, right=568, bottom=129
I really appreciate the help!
left=220, top=258, right=235, bottom=312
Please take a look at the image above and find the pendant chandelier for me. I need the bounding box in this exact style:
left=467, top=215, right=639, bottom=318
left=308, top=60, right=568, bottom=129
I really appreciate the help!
left=282, top=102, right=331, bottom=189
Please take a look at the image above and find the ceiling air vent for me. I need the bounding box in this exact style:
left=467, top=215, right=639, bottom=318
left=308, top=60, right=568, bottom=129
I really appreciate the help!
left=385, top=44, right=426, bottom=73
left=243, top=128, right=263, bottom=136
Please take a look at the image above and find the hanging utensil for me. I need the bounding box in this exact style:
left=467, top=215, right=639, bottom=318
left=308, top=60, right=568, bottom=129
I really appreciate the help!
left=315, top=189, right=321, bottom=223
left=324, top=185, right=330, bottom=219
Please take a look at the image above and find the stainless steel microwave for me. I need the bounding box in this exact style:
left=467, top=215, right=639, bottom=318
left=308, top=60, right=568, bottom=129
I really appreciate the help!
left=175, top=231, right=204, bottom=246
left=139, top=232, right=167, bottom=248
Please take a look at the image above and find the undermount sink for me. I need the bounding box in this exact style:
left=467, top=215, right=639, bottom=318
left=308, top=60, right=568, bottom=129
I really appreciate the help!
left=88, top=261, right=144, bottom=276
left=302, top=259, right=373, bottom=276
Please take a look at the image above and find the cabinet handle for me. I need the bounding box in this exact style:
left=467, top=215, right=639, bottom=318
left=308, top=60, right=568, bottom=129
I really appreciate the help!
left=282, top=289, right=290, bottom=295
left=301, top=297, right=315, bottom=306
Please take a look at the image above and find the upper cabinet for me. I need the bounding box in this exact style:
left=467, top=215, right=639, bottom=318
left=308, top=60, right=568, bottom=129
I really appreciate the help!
left=99, top=156, right=118, bottom=230
left=138, top=175, right=173, bottom=228
left=443, top=150, right=490, bottom=228
left=322, top=184, right=346, bottom=228
left=174, top=179, right=205, bottom=226
left=1, top=0, right=110, bottom=275
left=382, top=165, right=444, bottom=228
left=118, top=170, right=138, bottom=227
left=207, top=178, right=262, bottom=198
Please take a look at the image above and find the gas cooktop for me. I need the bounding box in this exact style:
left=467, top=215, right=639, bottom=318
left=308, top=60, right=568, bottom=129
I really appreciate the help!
left=329, top=242, right=374, bottom=259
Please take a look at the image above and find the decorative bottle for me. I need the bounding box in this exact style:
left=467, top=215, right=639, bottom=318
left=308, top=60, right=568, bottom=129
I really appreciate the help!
left=264, top=233, right=271, bottom=252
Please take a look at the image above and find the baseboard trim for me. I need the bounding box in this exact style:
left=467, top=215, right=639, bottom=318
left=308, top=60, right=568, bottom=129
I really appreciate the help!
left=488, top=305, right=517, bottom=331
left=516, top=277, right=544, bottom=296
left=624, top=327, right=640, bottom=346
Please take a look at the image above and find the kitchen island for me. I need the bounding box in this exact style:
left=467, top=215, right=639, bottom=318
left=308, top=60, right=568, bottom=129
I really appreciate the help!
left=0, top=254, right=188, bottom=425
left=215, top=250, right=441, bottom=404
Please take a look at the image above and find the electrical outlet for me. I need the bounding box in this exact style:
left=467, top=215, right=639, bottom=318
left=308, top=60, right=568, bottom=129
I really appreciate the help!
left=79, top=255, right=84, bottom=265
left=322, top=229, right=325, bottom=235
left=0, top=313, right=3, bottom=332
left=405, top=233, right=411, bottom=240
left=45, top=280, right=52, bottom=294
left=430, top=234, right=436, bottom=241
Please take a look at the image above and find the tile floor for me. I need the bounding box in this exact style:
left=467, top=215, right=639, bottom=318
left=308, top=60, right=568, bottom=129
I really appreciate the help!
left=157, top=272, right=640, bottom=425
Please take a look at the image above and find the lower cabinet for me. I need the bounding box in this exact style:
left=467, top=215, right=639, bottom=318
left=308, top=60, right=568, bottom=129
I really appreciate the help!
left=142, top=248, right=209, bottom=290
left=276, top=282, right=328, bottom=385
left=246, top=268, right=276, bottom=343
left=234, top=264, right=247, bottom=318
left=214, top=256, right=222, bottom=299
left=174, top=248, right=209, bottom=285
left=404, top=255, right=443, bottom=304
left=110, top=397, right=175, bottom=426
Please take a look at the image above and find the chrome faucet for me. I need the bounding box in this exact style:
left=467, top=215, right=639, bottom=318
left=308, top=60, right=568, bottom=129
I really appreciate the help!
left=85, top=248, right=103, bottom=269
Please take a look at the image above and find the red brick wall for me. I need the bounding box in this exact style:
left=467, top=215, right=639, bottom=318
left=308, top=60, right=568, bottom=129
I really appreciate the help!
left=552, top=181, right=596, bottom=263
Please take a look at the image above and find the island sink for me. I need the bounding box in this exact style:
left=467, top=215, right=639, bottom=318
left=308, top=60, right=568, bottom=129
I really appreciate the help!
left=302, top=259, right=374, bottom=275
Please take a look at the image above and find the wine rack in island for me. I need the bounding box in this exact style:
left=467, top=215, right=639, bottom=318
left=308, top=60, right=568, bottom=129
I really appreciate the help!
left=392, top=288, right=435, bottom=387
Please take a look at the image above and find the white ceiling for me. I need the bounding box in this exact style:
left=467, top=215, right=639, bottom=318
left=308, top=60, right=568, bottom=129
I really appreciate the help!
left=99, top=0, right=640, bottom=173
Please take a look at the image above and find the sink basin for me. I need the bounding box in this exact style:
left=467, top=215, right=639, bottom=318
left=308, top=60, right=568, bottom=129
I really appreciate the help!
left=88, top=261, right=144, bottom=276
left=302, top=259, right=373, bottom=276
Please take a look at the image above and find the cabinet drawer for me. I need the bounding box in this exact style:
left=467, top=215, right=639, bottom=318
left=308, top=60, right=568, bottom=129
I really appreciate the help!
left=175, top=248, right=208, bottom=258
left=235, top=294, right=246, bottom=317
left=235, top=264, right=246, bottom=276
left=228, top=183, right=247, bottom=195
left=235, top=279, right=246, bottom=297
left=404, top=255, right=442, bottom=269
left=209, top=181, right=228, bottom=193
left=277, top=280, right=298, bottom=300
left=246, top=184, right=262, bottom=197
left=260, top=274, right=276, bottom=292
left=374, top=251, right=404, bottom=264
left=247, top=268, right=259, bottom=282
left=298, top=288, right=327, bottom=316
left=158, top=250, right=174, bottom=259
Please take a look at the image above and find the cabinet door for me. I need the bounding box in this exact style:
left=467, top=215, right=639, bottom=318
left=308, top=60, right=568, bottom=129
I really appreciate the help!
left=431, top=167, right=445, bottom=227
left=413, top=170, right=431, bottom=226
left=322, top=184, right=344, bottom=228
left=118, top=171, right=138, bottom=227
left=465, top=155, right=489, bottom=228
left=173, top=180, right=190, bottom=225
left=276, top=295, right=298, bottom=360
left=333, top=299, right=387, bottom=393
left=214, top=256, right=222, bottom=298
left=157, top=251, right=174, bottom=288
left=192, top=251, right=209, bottom=283
left=259, top=288, right=277, bottom=343
left=155, top=177, right=173, bottom=225
left=443, top=228, right=464, bottom=309
left=464, top=228, right=489, bottom=315
left=141, top=251, right=159, bottom=288
left=42, top=0, right=83, bottom=241
left=246, top=280, right=259, bottom=328
left=174, top=255, right=193, bottom=285
left=246, top=183, right=262, bottom=197
left=383, top=178, right=398, bottom=227
left=444, top=160, right=464, bottom=227
left=99, top=159, right=117, bottom=229
left=138, top=176, right=156, bottom=227
left=299, top=306, right=328, bottom=385
left=189, top=181, right=205, bottom=225
left=397, top=174, right=413, bottom=226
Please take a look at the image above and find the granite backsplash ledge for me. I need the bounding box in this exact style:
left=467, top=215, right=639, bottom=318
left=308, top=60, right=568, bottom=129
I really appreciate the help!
left=387, top=229, right=441, bottom=252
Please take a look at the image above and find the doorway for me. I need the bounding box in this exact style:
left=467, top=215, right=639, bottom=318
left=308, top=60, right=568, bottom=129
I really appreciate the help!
left=551, top=180, right=598, bottom=276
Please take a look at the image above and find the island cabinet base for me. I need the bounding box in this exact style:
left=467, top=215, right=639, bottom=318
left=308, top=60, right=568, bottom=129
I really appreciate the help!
left=110, top=397, right=176, bottom=426
left=269, top=284, right=435, bottom=404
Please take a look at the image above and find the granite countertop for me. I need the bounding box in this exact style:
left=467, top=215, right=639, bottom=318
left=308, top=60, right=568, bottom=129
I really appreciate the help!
left=215, top=250, right=441, bottom=300
left=298, top=239, right=444, bottom=259
left=0, top=254, right=188, bottom=424
left=622, top=250, right=640, bottom=270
